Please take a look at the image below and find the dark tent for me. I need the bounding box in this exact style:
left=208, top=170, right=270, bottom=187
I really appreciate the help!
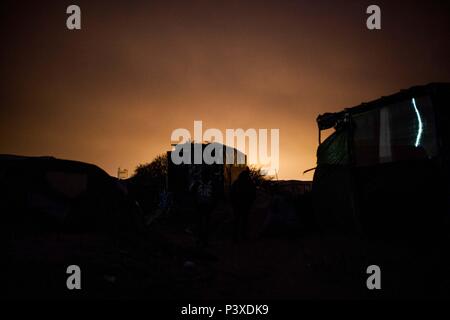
left=1, top=155, right=145, bottom=298
left=0, top=155, right=143, bottom=233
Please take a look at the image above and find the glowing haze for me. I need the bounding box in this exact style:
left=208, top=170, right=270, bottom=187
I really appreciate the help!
left=1, top=0, right=449, bottom=180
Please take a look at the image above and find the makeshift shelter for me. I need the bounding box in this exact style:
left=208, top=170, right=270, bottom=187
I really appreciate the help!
left=0, top=155, right=143, bottom=233
left=313, top=83, right=450, bottom=236
left=167, top=142, right=247, bottom=197
left=1, top=155, right=145, bottom=298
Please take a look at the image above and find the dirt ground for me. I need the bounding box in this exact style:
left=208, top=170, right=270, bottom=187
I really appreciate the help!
left=6, top=190, right=450, bottom=300
left=119, top=191, right=450, bottom=300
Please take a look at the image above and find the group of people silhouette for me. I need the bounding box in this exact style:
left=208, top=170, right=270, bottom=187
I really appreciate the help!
left=190, top=167, right=256, bottom=246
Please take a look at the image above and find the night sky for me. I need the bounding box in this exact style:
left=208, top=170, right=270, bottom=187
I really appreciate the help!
left=1, top=0, right=449, bottom=179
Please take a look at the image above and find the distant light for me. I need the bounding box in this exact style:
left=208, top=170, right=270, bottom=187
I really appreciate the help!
left=411, top=98, right=423, bottom=147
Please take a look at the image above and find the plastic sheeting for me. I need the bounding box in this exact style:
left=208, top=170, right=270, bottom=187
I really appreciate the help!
left=316, top=128, right=350, bottom=166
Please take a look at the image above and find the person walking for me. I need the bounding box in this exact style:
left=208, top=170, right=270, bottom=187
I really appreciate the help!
left=191, top=169, right=217, bottom=247
left=231, top=167, right=256, bottom=242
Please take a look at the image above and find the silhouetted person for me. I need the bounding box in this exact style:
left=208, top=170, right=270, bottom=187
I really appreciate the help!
left=231, top=167, right=256, bottom=242
left=190, top=169, right=217, bottom=247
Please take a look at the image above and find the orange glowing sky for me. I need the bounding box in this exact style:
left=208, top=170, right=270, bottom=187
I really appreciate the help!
left=1, top=0, right=449, bottom=180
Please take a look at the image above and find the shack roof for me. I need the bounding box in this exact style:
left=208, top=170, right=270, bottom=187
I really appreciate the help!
left=317, top=82, right=450, bottom=130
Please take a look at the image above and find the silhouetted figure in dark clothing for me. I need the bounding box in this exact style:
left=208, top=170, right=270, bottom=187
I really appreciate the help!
left=231, top=168, right=256, bottom=242
left=190, top=169, right=217, bottom=247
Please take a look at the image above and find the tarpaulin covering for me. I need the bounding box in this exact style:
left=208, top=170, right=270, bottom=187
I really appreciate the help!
left=316, top=128, right=350, bottom=166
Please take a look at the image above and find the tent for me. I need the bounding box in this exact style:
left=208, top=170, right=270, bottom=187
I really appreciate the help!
left=0, top=155, right=143, bottom=233
left=1, top=155, right=146, bottom=298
